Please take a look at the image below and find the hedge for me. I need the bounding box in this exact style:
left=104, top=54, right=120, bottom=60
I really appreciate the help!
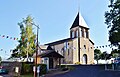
left=21, top=62, right=47, bottom=76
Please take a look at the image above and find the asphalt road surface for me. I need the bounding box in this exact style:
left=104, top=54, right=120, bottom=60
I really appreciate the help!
left=52, top=65, right=120, bottom=77
left=0, top=75, right=11, bottom=77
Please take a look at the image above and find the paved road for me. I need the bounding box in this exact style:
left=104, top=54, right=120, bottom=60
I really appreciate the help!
left=51, top=65, right=120, bottom=77
left=0, top=74, right=12, bottom=77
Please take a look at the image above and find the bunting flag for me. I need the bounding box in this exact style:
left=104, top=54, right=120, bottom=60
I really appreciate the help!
left=0, top=49, right=3, bottom=51
left=94, top=44, right=112, bottom=49
left=22, top=37, right=24, bottom=41
left=10, top=37, right=12, bottom=39
left=0, top=49, right=12, bottom=54
left=6, top=36, right=9, bottom=38
left=0, top=34, right=19, bottom=41
left=2, top=35, right=5, bottom=37
left=106, top=45, right=107, bottom=47
left=14, top=38, right=16, bottom=40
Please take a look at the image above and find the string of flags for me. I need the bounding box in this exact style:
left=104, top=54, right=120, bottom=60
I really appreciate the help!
left=0, top=34, right=37, bottom=42
left=94, top=44, right=112, bottom=49
left=0, top=49, right=9, bottom=53
left=0, top=34, right=19, bottom=41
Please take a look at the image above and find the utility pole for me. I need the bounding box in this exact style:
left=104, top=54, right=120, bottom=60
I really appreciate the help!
left=33, top=23, right=39, bottom=77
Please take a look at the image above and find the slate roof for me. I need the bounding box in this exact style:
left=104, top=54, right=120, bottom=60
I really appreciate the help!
left=70, top=12, right=89, bottom=29
left=45, top=38, right=72, bottom=46
left=33, top=46, right=64, bottom=58
left=89, top=39, right=94, bottom=45
left=40, top=50, right=64, bottom=58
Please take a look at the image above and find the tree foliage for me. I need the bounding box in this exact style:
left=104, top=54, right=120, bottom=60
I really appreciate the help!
left=94, top=49, right=102, bottom=64
left=0, top=56, right=2, bottom=62
left=111, top=49, right=120, bottom=58
left=100, top=51, right=111, bottom=60
left=11, top=16, right=36, bottom=59
left=105, top=0, right=120, bottom=49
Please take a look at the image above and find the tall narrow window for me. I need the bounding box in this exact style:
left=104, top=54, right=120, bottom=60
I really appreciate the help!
left=76, top=30, right=79, bottom=37
left=68, top=49, right=69, bottom=55
left=72, top=31, right=74, bottom=38
left=84, top=45, right=86, bottom=52
left=84, top=45, right=86, bottom=49
left=81, top=28, right=84, bottom=37
left=86, top=30, right=89, bottom=38
left=79, top=28, right=82, bottom=37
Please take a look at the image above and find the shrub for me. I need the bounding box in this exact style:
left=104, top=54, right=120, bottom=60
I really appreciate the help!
left=21, top=63, right=47, bottom=76
left=21, top=62, right=33, bottom=74
left=75, top=62, right=81, bottom=65
left=37, top=64, right=47, bottom=75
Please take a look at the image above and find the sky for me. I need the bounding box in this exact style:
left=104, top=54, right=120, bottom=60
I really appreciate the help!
left=0, top=0, right=111, bottom=60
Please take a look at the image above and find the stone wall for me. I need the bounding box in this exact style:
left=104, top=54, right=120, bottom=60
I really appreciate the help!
left=1, top=61, right=22, bottom=76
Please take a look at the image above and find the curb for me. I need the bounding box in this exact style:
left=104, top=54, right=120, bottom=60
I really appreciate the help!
left=44, top=70, right=69, bottom=77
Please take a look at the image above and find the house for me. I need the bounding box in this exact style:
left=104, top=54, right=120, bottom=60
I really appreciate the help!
left=34, top=12, right=94, bottom=69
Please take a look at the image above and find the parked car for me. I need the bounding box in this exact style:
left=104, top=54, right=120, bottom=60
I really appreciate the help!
left=114, top=57, right=120, bottom=64
left=0, top=66, right=8, bottom=74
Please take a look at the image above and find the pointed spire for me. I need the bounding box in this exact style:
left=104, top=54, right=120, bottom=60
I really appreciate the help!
left=70, top=12, right=89, bottom=29
left=70, top=12, right=79, bottom=29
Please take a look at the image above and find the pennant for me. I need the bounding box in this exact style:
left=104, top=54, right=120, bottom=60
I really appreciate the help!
left=14, top=38, right=16, bottom=40
left=10, top=37, right=12, bottom=39
left=112, top=48, right=114, bottom=50
left=0, top=49, right=3, bottom=51
left=34, top=39, right=36, bottom=43
left=22, top=38, right=24, bottom=41
left=16, top=38, right=18, bottom=40
left=2, top=35, right=5, bottom=37
left=6, top=36, right=9, bottom=38
left=106, top=45, right=107, bottom=47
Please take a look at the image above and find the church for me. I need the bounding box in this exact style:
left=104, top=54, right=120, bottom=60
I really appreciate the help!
left=34, top=12, right=94, bottom=69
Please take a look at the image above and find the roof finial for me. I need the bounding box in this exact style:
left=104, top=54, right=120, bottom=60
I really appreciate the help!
left=78, top=0, right=80, bottom=13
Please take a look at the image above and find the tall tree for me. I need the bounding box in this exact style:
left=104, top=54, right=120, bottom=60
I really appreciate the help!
left=111, top=49, right=120, bottom=58
left=0, top=56, right=2, bottom=62
left=11, top=16, right=36, bottom=61
left=94, top=49, right=101, bottom=64
left=105, top=0, right=120, bottom=49
left=100, top=51, right=111, bottom=60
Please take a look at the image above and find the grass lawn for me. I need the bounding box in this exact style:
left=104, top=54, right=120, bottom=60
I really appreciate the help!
left=20, top=74, right=33, bottom=77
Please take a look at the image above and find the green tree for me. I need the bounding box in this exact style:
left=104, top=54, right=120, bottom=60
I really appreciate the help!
left=105, top=0, right=120, bottom=49
left=100, top=51, right=111, bottom=60
left=0, top=56, right=2, bottom=62
left=94, top=49, right=102, bottom=64
left=11, top=16, right=36, bottom=61
left=111, top=49, right=120, bottom=58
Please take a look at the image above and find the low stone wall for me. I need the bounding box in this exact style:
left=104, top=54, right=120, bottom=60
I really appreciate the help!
left=1, top=61, right=22, bottom=76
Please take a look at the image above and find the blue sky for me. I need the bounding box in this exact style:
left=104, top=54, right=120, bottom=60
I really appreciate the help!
left=0, top=0, right=111, bottom=60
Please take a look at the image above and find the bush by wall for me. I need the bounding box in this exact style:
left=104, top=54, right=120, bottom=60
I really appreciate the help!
left=21, top=62, right=47, bottom=76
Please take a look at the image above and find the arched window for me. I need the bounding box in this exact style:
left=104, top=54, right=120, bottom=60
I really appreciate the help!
left=84, top=45, right=86, bottom=49
left=84, top=45, right=86, bottom=52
